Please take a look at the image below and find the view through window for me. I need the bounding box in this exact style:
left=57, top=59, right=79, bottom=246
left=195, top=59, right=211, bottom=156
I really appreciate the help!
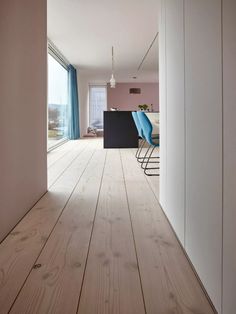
left=89, top=86, right=107, bottom=130
left=48, top=53, right=69, bottom=150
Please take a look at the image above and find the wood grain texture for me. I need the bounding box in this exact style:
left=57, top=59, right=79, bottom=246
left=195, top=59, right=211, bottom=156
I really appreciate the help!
left=129, top=147, right=160, bottom=200
left=47, top=140, right=88, bottom=187
left=120, top=148, right=215, bottom=314
left=10, top=150, right=106, bottom=314
left=77, top=149, right=145, bottom=314
left=0, top=139, right=215, bottom=314
left=0, top=141, right=95, bottom=314
left=47, top=140, right=74, bottom=168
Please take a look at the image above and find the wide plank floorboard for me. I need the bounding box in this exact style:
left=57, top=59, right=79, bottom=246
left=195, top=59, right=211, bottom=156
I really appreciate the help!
left=10, top=149, right=106, bottom=314
left=47, top=141, right=75, bottom=168
left=0, top=140, right=96, bottom=314
left=120, top=148, right=214, bottom=314
left=77, top=149, right=145, bottom=314
left=0, top=139, right=215, bottom=314
left=47, top=139, right=90, bottom=187
left=129, top=146, right=160, bottom=199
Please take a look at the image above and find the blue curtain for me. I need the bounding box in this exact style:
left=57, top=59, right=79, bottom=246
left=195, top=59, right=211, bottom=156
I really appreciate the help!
left=68, top=64, right=80, bottom=139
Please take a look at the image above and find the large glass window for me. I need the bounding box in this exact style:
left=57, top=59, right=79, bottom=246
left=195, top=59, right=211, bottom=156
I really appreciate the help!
left=48, top=53, right=69, bottom=150
left=89, top=86, right=107, bottom=129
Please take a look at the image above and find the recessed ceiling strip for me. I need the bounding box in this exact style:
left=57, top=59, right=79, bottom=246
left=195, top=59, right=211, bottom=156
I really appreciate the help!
left=137, top=31, right=159, bottom=72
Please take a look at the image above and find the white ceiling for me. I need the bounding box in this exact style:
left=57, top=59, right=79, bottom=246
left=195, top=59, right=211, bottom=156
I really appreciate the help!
left=47, top=0, right=159, bottom=82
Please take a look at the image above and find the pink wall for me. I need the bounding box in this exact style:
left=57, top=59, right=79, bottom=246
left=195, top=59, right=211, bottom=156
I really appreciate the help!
left=0, top=0, right=47, bottom=242
left=107, top=83, right=159, bottom=111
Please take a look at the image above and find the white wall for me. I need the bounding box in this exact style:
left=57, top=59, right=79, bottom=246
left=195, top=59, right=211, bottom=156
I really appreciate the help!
left=0, top=0, right=47, bottom=242
left=222, top=1, right=236, bottom=313
left=159, top=0, right=236, bottom=312
left=159, top=0, right=167, bottom=211
left=165, top=0, right=185, bottom=244
left=185, top=1, right=222, bottom=310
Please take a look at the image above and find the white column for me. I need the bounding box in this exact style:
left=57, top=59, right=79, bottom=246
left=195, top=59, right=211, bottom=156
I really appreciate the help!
left=184, top=1, right=222, bottom=311
left=222, top=0, right=236, bottom=313
left=0, top=0, right=47, bottom=241
left=165, top=0, right=185, bottom=244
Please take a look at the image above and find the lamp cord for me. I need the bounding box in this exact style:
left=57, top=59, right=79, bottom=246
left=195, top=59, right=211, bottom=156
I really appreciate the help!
left=112, top=46, right=114, bottom=74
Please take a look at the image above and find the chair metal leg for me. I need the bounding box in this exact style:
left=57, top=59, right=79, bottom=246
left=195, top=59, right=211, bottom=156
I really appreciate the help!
left=141, top=145, right=152, bottom=169
left=135, top=140, right=160, bottom=164
left=143, top=146, right=160, bottom=176
left=137, top=140, right=160, bottom=162
left=142, top=146, right=159, bottom=169
left=144, top=171, right=160, bottom=176
left=136, top=139, right=145, bottom=159
left=137, top=145, right=160, bottom=163
left=141, top=146, right=160, bottom=169
left=137, top=156, right=160, bottom=164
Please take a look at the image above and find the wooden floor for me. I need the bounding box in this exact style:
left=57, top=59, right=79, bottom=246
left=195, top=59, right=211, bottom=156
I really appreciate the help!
left=0, top=138, right=215, bottom=314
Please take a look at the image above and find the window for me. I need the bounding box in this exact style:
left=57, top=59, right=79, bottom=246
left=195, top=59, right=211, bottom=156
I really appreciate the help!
left=89, top=86, right=107, bottom=129
left=48, top=53, right=69, bottom=150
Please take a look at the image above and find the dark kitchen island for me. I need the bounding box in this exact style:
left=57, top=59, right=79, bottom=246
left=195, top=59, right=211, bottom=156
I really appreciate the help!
left=103, top=111, right=139, bottom=148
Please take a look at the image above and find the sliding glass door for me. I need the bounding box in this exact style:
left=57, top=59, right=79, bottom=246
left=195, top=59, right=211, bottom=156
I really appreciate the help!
left=48, top=53, right=69, bottom=150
